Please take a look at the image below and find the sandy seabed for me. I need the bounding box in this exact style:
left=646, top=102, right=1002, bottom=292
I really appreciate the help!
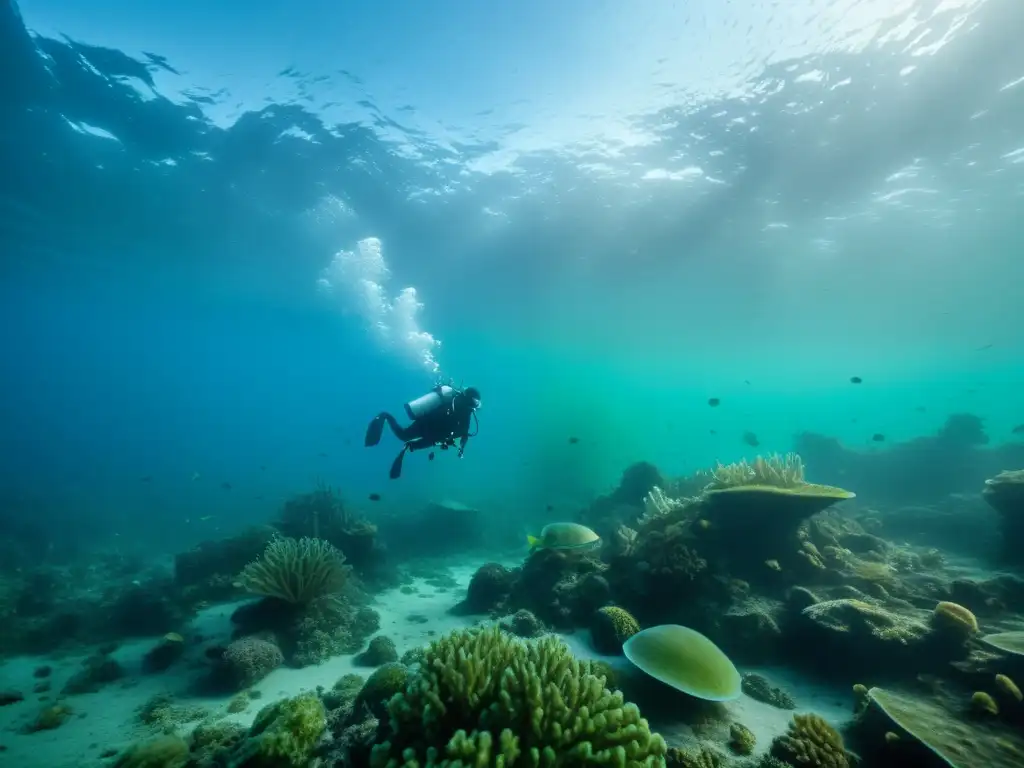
left=0, top=559, right=853, bottom=767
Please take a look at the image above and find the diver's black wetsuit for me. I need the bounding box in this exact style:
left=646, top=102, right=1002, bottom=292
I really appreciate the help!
left=370, top=406, right=472, bottom=454
left=365, top=392, right=475, bottom=479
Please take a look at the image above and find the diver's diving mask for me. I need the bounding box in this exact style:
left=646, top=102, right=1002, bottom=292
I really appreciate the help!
left=470, top=397, right=481, bottom=410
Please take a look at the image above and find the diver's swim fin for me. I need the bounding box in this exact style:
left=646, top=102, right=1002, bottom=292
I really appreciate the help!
left=365, top=414, right=385, bottom=447
left=389, top=447, right=407, bottom=479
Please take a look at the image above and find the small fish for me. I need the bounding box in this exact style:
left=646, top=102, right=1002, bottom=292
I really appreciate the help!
left=368, top=493, right=381, bottom=502
left=259, top=465, right=266, bottom=471
left=707, top=397, right=721, bottom=407
left=191, top=472, right=201, bottom=481
left=710, top=429, right=717, bottom=435
left=568, top=436, right=580, bottom=444
left=527, top=522, right=600, bottom=552
left=1011, top=424, right=1024, bottom=435
left=850, top=376, right=862, bottom=384
left=914, top=406, right=926, bottom=413
left=140, top=476, right=153, bottom=483
left=198, top=515, right=213, bottom=522
left=977, top=343, right=993, bottom=351
left=221, top=481, right=232, bottom=490
left=744, top=380, right=751, bottom=385
left=872, top=433, right=886, bottom=442
left=742, top=431, right=760, bottom=447
left=318, top=452, right=328, bottom=457
left=428, top=451, right=435, bottom=461
left=545, top=504, right=554, bottom=512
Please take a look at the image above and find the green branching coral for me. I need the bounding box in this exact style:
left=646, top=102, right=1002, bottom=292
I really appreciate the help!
left=237, top=535, right=349, bottom=605
left=371, top=625, right=667, bottom=768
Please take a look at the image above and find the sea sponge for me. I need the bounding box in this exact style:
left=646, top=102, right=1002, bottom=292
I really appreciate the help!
left=623, top=624, right=741, bottom=702
left=112, top=734, right=190, bottom=768
left=770, top=713, right=848, bottom=768
left=227, top=693, right=326, bottom=767
left=590, top=606, right=641, bottom=654
left=371, top=625, right=666, bottom=768
left=237, top=535, right=349, bottom=605
left=931, top=601, right=979, bottom=637
left=729, top=722, right=756, bottom=755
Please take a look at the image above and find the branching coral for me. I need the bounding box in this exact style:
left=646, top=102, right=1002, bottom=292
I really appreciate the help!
left=707, top=453, right=807, bottom=490
left=371, top=625, right=666, bottom=768
left=237, top=535, right=349, bottom=605
left=770, top=713, right=848, bottom=768
left=641, top=486, right=690, bottom=524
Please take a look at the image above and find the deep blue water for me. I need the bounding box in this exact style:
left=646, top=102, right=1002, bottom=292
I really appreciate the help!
left=2, top=0, right=1023, bottom=555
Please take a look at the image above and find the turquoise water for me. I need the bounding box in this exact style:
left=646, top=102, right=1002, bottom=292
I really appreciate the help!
left=2, top=0, right=1022, bottom=554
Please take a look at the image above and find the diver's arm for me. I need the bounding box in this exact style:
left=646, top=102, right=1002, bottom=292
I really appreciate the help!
left=458, top=434, right=468, bottom=457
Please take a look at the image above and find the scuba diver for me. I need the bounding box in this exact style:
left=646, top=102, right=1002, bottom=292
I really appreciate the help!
left=364, top=383, right=481, bottom=479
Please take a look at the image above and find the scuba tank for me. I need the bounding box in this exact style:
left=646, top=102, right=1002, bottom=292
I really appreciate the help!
left=404, top=384, right=457, bottom=420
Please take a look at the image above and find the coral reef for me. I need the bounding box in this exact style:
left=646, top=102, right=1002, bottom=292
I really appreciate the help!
left=275, top=484, right=392, bottom=586
left=500, top=608, right=546, bottom=638
left=983, top=469, right=1024, bottom=569
left=370, top=625, right=667, bottom=767
left=455, top=562, right=515, bottom=614
left=770, top=713, right=849, bottom=767
left=229, top=693, right=327, bottom=766
left=354, top=662, right=408, bottom=720
left=353, top=635, right=398, bottom=667
left=214, top=636, right=284, bottom=690
left=590, top=606, right=641, bottom=654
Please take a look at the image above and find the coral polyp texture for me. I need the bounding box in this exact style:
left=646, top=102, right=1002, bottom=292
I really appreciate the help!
left=370, top=625, right=667, bottom=768
left=238, top=535, right=350, bottom=605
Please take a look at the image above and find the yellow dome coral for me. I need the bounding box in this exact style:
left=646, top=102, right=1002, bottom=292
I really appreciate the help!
left=971, top=691, right=999, bottom=716
left=995, top=673, right=1022, bottom=703
left=623, top=624, right=741, bottom=702
left=931, top=601, right=979, bottom=637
